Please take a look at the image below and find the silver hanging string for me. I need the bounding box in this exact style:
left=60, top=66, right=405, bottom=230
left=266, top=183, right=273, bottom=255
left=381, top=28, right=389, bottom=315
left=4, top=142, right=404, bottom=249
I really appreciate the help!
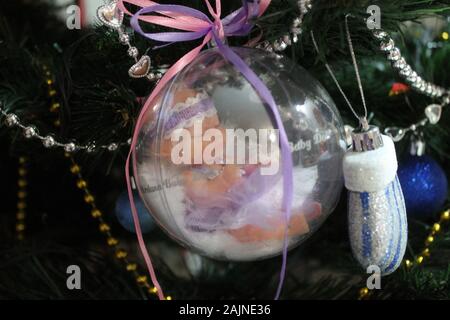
left=310, top=14, right=369, bottom=130
left=344, top=14, right=368, bottom=122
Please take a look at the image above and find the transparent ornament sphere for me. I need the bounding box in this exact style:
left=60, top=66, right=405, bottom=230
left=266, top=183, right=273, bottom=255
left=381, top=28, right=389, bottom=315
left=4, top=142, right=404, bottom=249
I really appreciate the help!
left=134, top=47, right=346, bottom=261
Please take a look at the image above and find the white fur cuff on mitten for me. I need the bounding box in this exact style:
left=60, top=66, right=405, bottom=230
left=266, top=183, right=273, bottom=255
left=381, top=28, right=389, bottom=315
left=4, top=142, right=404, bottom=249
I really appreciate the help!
left=343, top=135, right=398, bottom=193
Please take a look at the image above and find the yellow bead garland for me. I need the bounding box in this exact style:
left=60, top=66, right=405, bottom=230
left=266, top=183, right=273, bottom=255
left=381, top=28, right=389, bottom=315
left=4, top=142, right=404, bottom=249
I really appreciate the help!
left=358, top=208, right=450, bottom=300
left=66, top=156, right=166, bottom=298
left=43, top=65, right=171, bottom=300
left=15, top=157, right=28, bottom=241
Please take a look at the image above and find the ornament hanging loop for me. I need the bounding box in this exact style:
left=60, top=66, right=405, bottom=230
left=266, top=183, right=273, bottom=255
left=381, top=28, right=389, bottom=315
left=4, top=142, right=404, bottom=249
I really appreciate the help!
left=359, top=116, right=370, bottom=132
left=409, top=131, right=426, bottom=156
left=345, top=14, right=368, bottom=122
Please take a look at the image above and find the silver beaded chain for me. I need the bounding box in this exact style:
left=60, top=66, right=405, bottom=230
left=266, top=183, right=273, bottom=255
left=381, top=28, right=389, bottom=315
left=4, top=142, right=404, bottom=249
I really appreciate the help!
left=371, top=29, right=450, bottom=104
left=256, top=0, right=312, bottom=52
left=267, top=0, right=450, bottom=105
left=368, top=26, right=450, bottom=142
left=342, top=101, right=445, bottom=147
left=0, top=103, right=131, bottom=153
left=102, top=0, right=312, bottom=60
left=97, top=0, right=169, bottom=80
left=348, top=26, right=450, bottom=144
left=383, top=102, right=444, bottom=142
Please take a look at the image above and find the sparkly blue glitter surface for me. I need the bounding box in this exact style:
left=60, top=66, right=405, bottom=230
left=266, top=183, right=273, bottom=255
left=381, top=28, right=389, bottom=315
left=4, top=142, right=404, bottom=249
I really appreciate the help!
left=398, top=155, right=448, bottom=218
left=115, top=192, right=154, bottom=233
left=348, top=177, right=407, bottom=275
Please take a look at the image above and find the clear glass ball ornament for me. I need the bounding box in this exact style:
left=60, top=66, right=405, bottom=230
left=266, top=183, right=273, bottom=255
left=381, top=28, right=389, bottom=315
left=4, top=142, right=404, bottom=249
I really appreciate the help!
left=134, top=47, right=346, bottom=261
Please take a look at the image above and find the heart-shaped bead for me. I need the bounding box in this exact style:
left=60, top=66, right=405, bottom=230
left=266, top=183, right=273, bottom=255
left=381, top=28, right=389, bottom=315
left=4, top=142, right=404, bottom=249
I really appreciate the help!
left=129, top=56, right=152, bottom=78
left=97, top=1, right=124, bottom=29
left=384, top=127, right=406, bottom=142
left=425, top=104, right=442, bottom=125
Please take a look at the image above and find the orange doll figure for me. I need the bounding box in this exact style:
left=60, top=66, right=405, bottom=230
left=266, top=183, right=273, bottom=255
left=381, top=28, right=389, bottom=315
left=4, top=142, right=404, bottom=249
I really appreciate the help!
left=227, top=202, right=320, bottom=243
left=146, top=87, right=316, bottom=242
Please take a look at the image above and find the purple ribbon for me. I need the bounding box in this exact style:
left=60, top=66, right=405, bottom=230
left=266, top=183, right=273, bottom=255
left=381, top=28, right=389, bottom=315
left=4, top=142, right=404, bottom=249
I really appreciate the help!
left=130, top=1, right=293, bottom=299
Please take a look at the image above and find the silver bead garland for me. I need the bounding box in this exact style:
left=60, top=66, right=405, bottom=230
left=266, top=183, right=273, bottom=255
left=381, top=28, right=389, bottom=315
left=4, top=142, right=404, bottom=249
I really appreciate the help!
left=254, top=0, right=450, bottom=105
left=0, top=104, right=131, bottom=154
left=371, top=29, right=450, bottom=103
left=97, top=0, right=165, bottom=81
left=384, top=103, right=444, bottom=142
left=100, top=0, right=312, bottom=57
left=367, top=27, right=450, bottom=141
left=256, top=0, right=312, bottom=52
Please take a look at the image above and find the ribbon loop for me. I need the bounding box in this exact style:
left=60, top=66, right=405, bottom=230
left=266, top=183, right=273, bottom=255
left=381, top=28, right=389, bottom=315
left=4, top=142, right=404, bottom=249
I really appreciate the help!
left=204, top=0, right=225, bottom=40
left=128, top=1, right=265, bottom=49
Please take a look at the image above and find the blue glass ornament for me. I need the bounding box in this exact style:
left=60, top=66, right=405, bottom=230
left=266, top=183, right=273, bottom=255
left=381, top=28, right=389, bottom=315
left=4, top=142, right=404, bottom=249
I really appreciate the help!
left=115, top=191, right=154, bottom=233
left=398, top=154, right=448, bottom=219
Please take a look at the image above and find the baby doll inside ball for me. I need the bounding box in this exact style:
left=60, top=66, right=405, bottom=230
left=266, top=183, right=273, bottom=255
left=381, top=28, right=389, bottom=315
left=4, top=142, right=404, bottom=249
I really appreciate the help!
left=134, top=47, right=346, bottom=261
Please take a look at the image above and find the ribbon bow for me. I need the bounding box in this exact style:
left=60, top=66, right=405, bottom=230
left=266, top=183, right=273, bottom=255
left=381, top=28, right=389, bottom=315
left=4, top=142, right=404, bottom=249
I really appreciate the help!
left=122, top=0, right=293, bottom=300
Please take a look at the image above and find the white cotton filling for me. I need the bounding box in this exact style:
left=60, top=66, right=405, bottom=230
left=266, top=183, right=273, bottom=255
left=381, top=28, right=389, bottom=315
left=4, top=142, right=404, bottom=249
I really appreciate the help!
left=139, top=163, right=318, bottom=261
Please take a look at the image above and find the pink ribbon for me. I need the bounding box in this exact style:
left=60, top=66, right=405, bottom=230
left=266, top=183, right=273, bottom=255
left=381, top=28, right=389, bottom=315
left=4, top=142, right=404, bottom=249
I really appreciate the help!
left=121, top=0, right=292, bottom=301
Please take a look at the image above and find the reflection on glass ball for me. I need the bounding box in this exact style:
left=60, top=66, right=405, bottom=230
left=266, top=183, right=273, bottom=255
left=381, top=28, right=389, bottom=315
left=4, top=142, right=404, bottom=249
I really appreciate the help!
left=134, top=47, right=346, bottom=261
